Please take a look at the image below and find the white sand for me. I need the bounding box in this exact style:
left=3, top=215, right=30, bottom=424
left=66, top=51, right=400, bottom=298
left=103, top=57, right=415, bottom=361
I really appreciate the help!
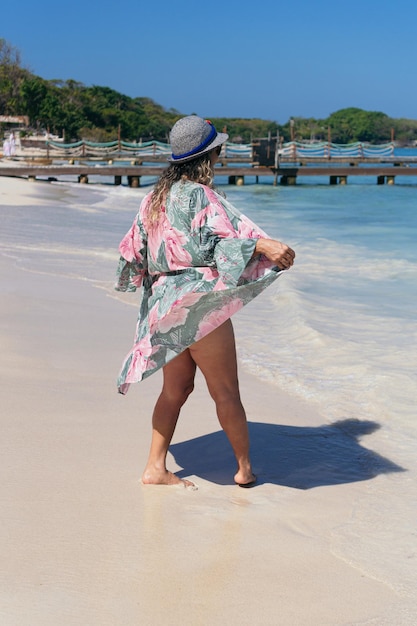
left=0, top=176, right=414, bottom=625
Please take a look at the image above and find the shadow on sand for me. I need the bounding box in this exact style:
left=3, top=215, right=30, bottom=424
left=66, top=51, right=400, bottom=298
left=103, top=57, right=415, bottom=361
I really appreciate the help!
left=171, top=419, right=404, bottom=489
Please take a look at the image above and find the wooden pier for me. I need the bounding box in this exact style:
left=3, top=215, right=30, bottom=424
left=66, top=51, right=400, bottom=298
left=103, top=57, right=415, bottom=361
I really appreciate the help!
left=1, top=156, right=417, bottom=186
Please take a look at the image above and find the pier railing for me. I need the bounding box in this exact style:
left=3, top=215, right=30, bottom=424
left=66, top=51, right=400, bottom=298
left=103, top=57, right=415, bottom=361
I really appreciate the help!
left=16, top=139, right=251, bottom=160
left=13, top=138, right=395, bottom=162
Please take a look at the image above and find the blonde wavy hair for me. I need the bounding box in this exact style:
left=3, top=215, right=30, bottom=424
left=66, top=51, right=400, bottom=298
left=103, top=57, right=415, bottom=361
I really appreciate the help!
left=146, top=152, right=215, bottom=227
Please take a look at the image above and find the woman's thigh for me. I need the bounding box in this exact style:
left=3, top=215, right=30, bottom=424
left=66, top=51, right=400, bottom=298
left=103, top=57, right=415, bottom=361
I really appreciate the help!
left=189, top=319, right=240, bottom=400
left=162, top=347, right=197, bottom=398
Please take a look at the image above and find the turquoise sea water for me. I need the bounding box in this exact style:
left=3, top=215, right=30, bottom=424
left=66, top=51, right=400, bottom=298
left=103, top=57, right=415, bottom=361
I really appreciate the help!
left=228, top=182, right=417, bottom=440
left=1, top=166, right=416, bottom=445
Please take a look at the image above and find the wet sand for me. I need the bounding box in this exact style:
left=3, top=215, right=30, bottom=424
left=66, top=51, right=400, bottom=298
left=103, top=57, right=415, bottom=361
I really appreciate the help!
left=0, top=176, right=413, bottom=625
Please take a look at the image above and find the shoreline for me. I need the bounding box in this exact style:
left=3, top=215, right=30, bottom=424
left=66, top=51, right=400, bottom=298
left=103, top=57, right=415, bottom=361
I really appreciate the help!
left=1, top=176, right=415, bottom=624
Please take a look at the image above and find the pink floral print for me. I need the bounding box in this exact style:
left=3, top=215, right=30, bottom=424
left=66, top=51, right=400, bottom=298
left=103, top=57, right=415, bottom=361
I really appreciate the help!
left=115, top=180, right=282, bottom=393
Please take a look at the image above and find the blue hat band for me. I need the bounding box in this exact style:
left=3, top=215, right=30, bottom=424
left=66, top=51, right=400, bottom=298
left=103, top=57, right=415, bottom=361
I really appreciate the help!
left=171, top=123, right=217, bottom=160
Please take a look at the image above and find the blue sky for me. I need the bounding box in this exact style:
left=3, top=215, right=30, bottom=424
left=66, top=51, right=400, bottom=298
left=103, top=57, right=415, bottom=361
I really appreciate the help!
left=2, top=0, right=417, bottom=123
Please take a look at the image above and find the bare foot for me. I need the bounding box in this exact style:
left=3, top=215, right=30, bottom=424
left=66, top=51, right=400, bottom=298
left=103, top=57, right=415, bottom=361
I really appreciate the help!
left=141, top=469, right=198, bottom=490
left=234, top=469, right=257, bottom=488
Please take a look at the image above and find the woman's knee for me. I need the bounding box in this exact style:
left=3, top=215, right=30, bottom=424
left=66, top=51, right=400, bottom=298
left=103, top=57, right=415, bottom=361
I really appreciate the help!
left=209, top=383, right=241, bottom=408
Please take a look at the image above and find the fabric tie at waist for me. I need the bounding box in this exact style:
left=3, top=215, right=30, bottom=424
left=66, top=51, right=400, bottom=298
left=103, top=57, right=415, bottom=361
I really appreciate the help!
left=152, top=269, right=191, bottom=277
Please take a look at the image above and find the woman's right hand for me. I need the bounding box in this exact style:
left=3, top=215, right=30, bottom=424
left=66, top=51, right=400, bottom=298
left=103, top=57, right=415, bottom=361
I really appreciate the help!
left=255, top=238, right=295, bottom=270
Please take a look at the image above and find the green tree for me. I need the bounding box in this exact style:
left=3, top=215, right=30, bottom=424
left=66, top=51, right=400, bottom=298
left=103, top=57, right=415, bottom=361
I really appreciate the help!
left=20, top=76, right=48, bottom=122
left=0, top=38, right=25, bottom=114
left=326, top=108, right=391, bottom=143
left=211, top=117, right=279, bottom=143
left=392, top=118, right=417, bottom=145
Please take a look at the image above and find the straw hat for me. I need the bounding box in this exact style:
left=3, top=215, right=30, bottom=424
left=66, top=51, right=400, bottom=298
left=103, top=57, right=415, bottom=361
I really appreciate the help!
left=169, top=115, right=228, bottom=163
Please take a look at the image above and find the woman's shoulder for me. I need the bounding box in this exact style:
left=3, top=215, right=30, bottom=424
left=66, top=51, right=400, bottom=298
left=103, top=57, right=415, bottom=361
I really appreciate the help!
left=141, top=190, right=154, bottom=204
left=138, top=190, right=153, bottom=214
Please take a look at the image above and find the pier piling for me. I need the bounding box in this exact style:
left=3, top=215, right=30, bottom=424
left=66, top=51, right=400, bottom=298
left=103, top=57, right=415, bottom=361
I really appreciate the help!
left=128, top=175, right=140, bottom=188
left=2, top=154, right=417, bottom=187
left=281, top=175, right=297, bottom=185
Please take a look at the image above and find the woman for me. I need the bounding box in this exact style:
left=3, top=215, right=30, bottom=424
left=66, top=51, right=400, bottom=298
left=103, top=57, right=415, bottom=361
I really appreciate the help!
left=116, top=116, right=295, bottom=489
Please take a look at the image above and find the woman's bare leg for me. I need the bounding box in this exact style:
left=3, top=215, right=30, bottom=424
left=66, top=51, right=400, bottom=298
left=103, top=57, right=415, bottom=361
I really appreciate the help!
left=189, top=319, right=256, bottom=486
left=142, top=349, right=197, bottom=487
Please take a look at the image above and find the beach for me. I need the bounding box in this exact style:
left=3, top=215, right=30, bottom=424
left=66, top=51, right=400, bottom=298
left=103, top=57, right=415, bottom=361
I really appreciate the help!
left=1, top=175, right=416, bottom=625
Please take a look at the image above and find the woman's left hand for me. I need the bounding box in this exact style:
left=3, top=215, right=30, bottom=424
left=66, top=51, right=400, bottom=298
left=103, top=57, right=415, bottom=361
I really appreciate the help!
left=254, top=238, right=295, bottom=270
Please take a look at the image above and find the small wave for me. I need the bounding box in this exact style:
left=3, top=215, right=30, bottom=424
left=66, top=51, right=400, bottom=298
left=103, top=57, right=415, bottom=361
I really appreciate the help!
left=235, top=277, right=417, bottom=438
left=0, top=242, right=119, bottom=262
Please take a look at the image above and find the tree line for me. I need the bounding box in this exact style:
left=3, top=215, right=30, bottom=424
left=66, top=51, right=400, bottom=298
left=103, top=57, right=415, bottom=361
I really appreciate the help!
left=1, top=38, right=417, bottom=145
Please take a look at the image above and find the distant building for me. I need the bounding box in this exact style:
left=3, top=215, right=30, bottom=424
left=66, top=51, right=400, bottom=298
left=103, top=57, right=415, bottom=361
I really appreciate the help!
left=0, top=115, right=29, bottom=126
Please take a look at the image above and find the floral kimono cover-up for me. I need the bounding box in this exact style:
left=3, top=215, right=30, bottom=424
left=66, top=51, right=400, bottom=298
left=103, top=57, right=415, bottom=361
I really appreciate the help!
left=115, top=180, right=282, bottom=394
